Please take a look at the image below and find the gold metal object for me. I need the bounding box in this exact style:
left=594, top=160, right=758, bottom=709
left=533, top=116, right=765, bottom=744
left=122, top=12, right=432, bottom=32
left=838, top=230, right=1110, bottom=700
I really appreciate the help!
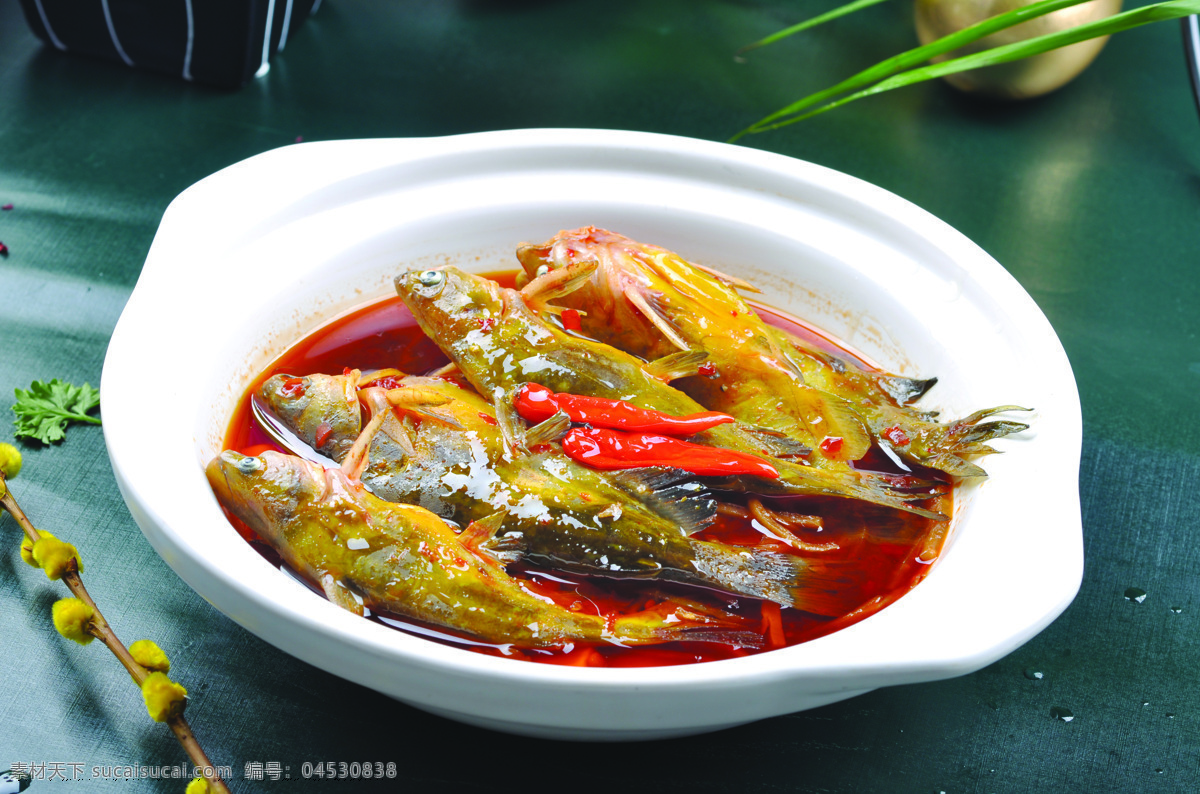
left=914, top=0, right=1123, bottom=98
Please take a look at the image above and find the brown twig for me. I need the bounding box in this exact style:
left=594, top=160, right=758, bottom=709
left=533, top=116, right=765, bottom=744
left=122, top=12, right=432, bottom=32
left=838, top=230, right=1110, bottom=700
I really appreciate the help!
left=1, top=477, right=231, bottom=793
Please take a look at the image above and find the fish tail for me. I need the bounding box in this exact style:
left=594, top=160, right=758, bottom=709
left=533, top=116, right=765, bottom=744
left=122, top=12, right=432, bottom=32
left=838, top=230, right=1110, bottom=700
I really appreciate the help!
left=913, top=405, right=1031, bottom=476
left=878, top=374, right=938, bottom=405
left=768, top=463, right=948, bottom=520
left=687, top=542, right=865, bottom=617
left=610, top=598, right=761, bottom=648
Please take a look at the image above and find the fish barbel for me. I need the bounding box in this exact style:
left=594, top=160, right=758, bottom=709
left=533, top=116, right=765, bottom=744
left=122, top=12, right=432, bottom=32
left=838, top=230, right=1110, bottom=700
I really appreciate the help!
left=516, top=227, right=1028, bottom=478
left=259, top=372, right=863, bottom=614
left=393, top=266, right=944, bottom=518
left=206, top=449, right=755, bottom=647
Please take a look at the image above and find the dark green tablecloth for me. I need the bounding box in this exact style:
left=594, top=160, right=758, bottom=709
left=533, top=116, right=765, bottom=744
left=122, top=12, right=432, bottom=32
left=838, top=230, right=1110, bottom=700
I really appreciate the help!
left=2, top=1, right=1197, bottom=791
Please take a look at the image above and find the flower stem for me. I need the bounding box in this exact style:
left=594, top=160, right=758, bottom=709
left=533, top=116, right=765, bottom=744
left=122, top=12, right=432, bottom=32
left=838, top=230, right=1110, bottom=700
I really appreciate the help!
left=1, top=477, right=232, bottom=793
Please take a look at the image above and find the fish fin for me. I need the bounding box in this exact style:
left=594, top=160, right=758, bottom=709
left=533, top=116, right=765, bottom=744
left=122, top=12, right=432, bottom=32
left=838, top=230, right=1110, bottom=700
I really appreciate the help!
left=378, top=413, right=416, bottom=459
left=524, top=410, right=571, bottom=447
left=356, top=388, right=417, bottom=462
left=948, top=416, right=1030, bottom=448
left=924, top=453, right=989, bottom=479
left=385, top=386, right=453, bottom=409
left=407, top=406, right=465, bottom=429
left=458, top=512, right=524, bottom=565
left=614, top=596, right=762, bottom=648
left=909, top=406, right=1030, bottom=471
left=878, top=374, right=938, bottom=405
left=786, top=559, right=868, bottom=617
left=519, top=259, right=599, bottom=303
left=426, top=361, right=460, bottom=378
left=743, top=426, right=812, bottom=458
left=624, top=287, right=691, bottom=351
left=689, top=261, right=762, bottom=294
left=765, top=462, right=950, bottom=520
left=688, top=543, right=864, bottom=616
left=358, top=368, right=407, bottom=387
left=340, top=403, right=390, bottom=480
left=320, top=573, right=364, bottom=617
left=493, top=387, right=528, bottom=457
left=644, top=350, right=709, bottom=382
left=403, top=407, right=463, bottom=431
left=807, top=389, right=873, bottom=462
left=954, top=405, right=1032, bottom=426
left=380, top=384, right=463, bottom=428
left=610, top=466, right=717, bottom=536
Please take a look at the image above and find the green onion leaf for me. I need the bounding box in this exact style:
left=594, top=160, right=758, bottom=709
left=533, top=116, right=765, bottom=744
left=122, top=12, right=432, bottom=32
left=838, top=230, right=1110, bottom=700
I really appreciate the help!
left=739, top=0, right=894, bottom=54
left=733, top=0, right=1165, bottom=139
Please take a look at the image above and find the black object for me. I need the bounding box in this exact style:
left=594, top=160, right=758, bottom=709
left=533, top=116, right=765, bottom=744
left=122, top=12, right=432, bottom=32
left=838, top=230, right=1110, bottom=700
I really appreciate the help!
left=17, top=0, right=322, bottom=88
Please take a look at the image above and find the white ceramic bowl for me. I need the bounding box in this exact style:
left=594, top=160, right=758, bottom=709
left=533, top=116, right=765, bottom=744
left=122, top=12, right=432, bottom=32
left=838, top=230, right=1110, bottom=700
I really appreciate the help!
left=102, top=130, right=1082, bottom=740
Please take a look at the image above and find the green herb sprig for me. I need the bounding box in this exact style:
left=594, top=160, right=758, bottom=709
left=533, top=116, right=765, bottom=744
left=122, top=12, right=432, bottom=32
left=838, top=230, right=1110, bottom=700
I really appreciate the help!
left=13, top=379, right=101, bottom=443
left=734, top=0, right=1200, bottom=138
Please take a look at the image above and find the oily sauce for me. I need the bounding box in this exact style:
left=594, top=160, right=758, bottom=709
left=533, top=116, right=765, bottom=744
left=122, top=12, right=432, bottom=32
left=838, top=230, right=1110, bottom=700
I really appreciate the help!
left=221, top=275, right=951, bottom=667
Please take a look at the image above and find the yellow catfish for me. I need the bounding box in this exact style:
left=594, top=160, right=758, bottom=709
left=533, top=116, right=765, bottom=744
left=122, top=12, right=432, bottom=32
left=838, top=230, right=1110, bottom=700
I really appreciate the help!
left=394, top=265, right=944, bottom=519
left=257, top=371, right=864, bottom=615
left=516, top=227, right=1027, bottom=478
left=207, top=449, right=754, bottom=648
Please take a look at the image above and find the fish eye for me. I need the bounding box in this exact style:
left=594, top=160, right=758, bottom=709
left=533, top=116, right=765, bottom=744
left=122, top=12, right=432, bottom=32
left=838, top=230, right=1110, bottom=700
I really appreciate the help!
left=416, top=270, right=445, bottom=288
left=535, top=264, right=549, bottom=278
left=234, top=456, right=264, bottom=474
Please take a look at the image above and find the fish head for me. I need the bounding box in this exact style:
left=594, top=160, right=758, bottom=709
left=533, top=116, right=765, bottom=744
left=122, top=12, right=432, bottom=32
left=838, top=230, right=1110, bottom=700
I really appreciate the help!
left=259, top=373, right=317, bottom=427
left=395, top=267, right=505, bottom=341
left=206, top=450, right=327, bottom=542
left=516, top=226, right=626, bottom=279
left=258, top=373, right=361, bottom=459
left=395, top=267, right=520, bottom=394
left=517, top=228, right=684, bottom=357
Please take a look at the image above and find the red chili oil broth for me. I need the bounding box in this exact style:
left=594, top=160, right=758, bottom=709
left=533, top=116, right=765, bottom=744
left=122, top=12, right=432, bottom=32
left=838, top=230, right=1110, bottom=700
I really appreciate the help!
left=221, top=273, right=951, bottom=667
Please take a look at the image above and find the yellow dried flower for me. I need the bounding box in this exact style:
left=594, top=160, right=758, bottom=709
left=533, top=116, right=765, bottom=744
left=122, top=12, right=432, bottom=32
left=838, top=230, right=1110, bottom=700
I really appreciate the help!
left=20, top=530, right=54, bottom=567
left=0, top=442, right=21, bottom=480
left=186, top=777, right=211, bottom=794
left=141, top=672, right=187, bottom=722
left=52, top=597, right=96, bottom=645
left=129, top=639, right=171, bottom=673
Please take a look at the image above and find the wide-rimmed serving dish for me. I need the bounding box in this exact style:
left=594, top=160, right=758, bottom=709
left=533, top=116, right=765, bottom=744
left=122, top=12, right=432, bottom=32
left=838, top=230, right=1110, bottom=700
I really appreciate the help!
left=102, top=129, right=1082, bottom=740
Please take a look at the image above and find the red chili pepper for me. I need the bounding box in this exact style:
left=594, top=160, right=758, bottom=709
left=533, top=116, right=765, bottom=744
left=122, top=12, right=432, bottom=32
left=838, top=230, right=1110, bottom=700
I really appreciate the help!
left=561, top=427, right=779, bottom=479
left=514, top=383, right=733, bottom=435
left=478, top=412, right=498, bottom=426
left=561, top=309, right=582, bottom=332
left=882, top=425, right=911, bottom=446
left=818, top=436, right=844, bottom=455
left=698, top=363, right=718, bottom=378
